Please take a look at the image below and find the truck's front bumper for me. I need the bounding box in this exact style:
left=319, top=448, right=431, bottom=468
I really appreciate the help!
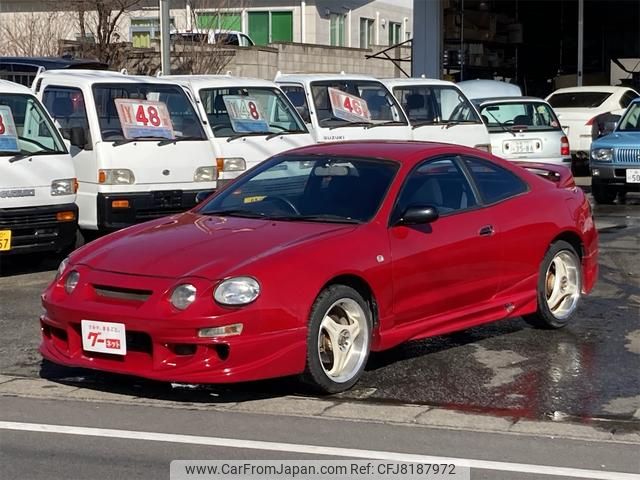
left=590, top=164, right=640, bottom=192
left=0, top=203, right=78, bottom=256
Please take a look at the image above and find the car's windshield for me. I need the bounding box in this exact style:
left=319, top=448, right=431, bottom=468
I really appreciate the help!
left=617, top=102, right=640, bottom=131
left=92, top=83, right=206, bottom=142
left=479, top=101, right=561, bottom=132
left=199, top=87, right=307, bottom=137
left=547, top=91, right=612, bottom=108
left=393, top=85, right=481, bottom=124
left=310, top=80, right=407, bottom=127
left=199, top=155, right=399, bottom=223
left=0, top=93, right=66, bottom=155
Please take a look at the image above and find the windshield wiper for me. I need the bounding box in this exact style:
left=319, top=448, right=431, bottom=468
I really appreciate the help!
left=8, top=153, right=30, bottom=163
left=113, top=136, right=171, bottom=146
left=485, top=112, right=516, bottom=137
left=226, top=132, right=270, bottom=142
left=273, top=214, right=362, bottom=224
left=443, top=119, right=480, bottom=129
left=202, top=209, right=270, bottom=219
left=365, top=120, right=406, bottom=129
left=265, top=129, right=304, bottom=140
left=411, top=120, right=438, bottom=129
left=329, top=121, right=374, bottom=130
left=157, top=136, right=202, bottom=146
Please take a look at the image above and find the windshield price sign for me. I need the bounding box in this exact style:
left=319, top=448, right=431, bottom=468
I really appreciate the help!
left=328, top=87, right=371, bottom=123
left=0, top=106, right=20, bottom=152
left=114, top=99, right=174, bottom=140
left=223, top=96, right=270, bottom=132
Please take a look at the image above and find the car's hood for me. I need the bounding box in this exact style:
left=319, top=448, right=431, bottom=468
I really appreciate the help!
left=593, top=131, right=640, bottom=148
left=76, top=212, right=356, bottom=279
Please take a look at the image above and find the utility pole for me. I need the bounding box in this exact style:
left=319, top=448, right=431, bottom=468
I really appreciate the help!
left=160, top=0, right=171, bottom=75
left=577, top=0, right=584, bottom=86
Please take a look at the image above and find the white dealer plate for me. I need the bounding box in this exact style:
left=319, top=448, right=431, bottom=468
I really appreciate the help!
left=626, top=169, right=640, bottom=183
left=81, top=320, right=127, bottom=355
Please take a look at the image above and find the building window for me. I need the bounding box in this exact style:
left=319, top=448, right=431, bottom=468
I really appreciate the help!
left=359, top=18, right=374, bottom=48
left=131, top=17, right=174, bottom=48
left=389, top=21, right=401, bottom=45
left=247, top=11, right=293, bottom=45
left=330, top=13, right=346, bottom=46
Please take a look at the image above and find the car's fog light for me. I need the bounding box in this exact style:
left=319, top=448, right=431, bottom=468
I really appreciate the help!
left=170, top=284, right=197, bottom=310
left=65, top=271, right=80, bottom=293
left=198, top=324, right=243, bottom=338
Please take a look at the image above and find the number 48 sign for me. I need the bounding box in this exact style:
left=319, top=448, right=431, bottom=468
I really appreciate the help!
left=114, top=99, right=175, bottom=140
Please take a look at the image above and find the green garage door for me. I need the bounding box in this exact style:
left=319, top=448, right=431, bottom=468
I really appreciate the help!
left=271, top=12, right=293, bottom=43
left=248, top=11, right=269, bottom=45
left=197, top=12, right=241, bottom=31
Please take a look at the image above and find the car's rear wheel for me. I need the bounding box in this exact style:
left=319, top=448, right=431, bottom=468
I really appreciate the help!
left=524, top=241, right=582, bottom=329
left=592, top=183, right=616, bottom=204
left=302, top=285, right=372, bottom=393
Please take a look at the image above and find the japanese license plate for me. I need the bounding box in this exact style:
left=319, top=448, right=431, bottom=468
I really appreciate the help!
left=0, top=230, right=11, bottom=251
left=626, top=169, right=640, bottom=183
left=506, top=139, right=536, bottom=154
left=81, top=320, right=127, bottom=355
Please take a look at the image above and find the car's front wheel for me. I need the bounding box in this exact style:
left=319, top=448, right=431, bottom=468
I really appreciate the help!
left=592, top=183, right=616, bottom=204
left=524, top=240, right=582, bottom=329
left=302, top=285, right=372, bottom=393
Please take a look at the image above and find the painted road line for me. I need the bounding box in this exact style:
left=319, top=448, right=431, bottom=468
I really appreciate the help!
left=1, top=421, right=638, bottom=480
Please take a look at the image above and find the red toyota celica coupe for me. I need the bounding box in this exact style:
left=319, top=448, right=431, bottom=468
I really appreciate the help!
left=41, top=142, right=598, bottom=393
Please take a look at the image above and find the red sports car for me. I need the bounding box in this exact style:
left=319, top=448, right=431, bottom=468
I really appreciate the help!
left=41, top=142, right=598, bottom=393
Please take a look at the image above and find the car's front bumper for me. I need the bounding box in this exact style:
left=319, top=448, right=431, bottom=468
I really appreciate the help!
left=590, top=164, right=640, bottom=192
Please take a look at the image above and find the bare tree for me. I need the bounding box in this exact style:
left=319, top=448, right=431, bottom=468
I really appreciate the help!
left=0, top=10, right=73, bottom=57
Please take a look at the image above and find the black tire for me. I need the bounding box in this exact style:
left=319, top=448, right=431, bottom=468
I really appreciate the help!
left=592, top=183, right=616, bottom=205
left=301, top=285, right=372, bottom=394
left=524, top=241, right=582, bottom=329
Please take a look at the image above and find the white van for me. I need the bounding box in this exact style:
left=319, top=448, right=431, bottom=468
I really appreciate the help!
left=381, top=78, right=491, bottom=151
left=275, top=73, right=412, bottom=143
left=33, top=70, right=217, bottom=236
left=167, top=75, right=314, bottom=186
left=0, top=80, right=77, bottom=257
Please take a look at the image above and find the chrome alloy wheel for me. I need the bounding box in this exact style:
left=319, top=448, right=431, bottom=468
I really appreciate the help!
left=545, top=250, right=581, bottom=320
left=317, top=298, right=369, bottom=383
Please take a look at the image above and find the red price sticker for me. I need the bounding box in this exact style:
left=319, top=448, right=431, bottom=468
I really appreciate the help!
left=0, top=106, right=19, bottom=152
left=114, top=99, right=174, bottom=140
left=328, top=87, right=371, bottom=123
left=223, top=96, right=270, bottom=133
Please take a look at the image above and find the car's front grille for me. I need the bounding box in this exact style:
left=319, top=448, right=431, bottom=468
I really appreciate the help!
left=93, top=285, right=152, bottom=302
left=0, top=209, right=58, bottom=228
left=615, top=148, right=640, bottom=164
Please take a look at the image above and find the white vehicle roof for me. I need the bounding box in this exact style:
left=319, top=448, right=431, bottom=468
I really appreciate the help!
left=457, top=79, right=522, bottom=100
left=380, top=77, right=458, bottom=88
left=0, top=79, right=34, bottom=94
left=165, top=74, right=281, bottom=90
left=274, top=72, right=387, bottom=84
left=34, top=69, right=187, bottom=87
left=474, top=96, right=551, bottom=106
left=548, top=85, right=632, bottom=95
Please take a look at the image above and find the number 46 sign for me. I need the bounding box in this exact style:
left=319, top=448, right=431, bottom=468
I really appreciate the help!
left=328, top=87, right=371, bottom=123
left=114, top=99, right=175, bottom=140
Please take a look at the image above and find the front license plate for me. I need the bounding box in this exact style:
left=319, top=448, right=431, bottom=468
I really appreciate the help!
left=0, top=230, right=11, bottom=251
left=626, top=169, right=640, bottom=183
left=81, top=320, right=127, bottom=355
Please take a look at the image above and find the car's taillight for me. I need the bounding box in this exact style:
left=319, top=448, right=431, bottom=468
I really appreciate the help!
left=561, top=136, right=570, bottom=156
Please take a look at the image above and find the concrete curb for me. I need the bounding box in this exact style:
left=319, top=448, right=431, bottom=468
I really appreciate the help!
left=0, top=375, right=638, bottom=445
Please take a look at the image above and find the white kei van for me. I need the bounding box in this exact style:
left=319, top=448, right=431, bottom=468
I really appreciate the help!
left=381, top=77, right=491, bottom=151
left=275, top=73, right=412, bottom=143
left=33, top=70, right=217, bottom=236
left=0, top=80, right=77, bottom=257
left=167, top=75, right=315, bottom=186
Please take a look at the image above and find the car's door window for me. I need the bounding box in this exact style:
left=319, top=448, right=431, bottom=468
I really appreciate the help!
left=280, top=85, right=311, bottom=123
left=394, top=157, right=477, bottom=219
left=620, top=90, right=639, bottom=109
left=464, top=157, right=528, bottom=204
left=42, top=86, right=92, bottom=148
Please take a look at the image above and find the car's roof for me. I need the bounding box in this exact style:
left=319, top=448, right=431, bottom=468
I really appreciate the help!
left=166, top=74, right=278, bottom=89
left=274, top=72, right=384, bottom=84
left=380, top=77, right=457, bottom=88
left=457, top=79, right=522, bottom=99
left=474, top=96, right=550, bottom=106
left=36, top=69, right=186, bottom=86
left=0, top=56, right=107, bottom=70
left=0, top=79, right=33, bottom=94
left=549, top=85, right=631, bottom=95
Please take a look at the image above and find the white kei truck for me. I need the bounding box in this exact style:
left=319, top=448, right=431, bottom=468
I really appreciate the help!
left=32, top=70, right=218, bottom=236
left=381, top=77, right=492, bottom=151
left=275, top=73, right=412, bottom=143
left=166, top=75, right=315, bottom=187
left=0, top=79, right=77, bottom=259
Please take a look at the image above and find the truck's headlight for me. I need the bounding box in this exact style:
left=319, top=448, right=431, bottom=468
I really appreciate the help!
left=214, top=277, right=260, bottom=305
left=99, top=169, right=135, bottom=184
left=194, top=166, right=216, bottom=182
left=216, top=157, right=246, bottom=172
left=591, top=148, right=613, bottom=162
left=170, top=284, right=197, bottom=310
left=51, top=178, right=76, bottom=196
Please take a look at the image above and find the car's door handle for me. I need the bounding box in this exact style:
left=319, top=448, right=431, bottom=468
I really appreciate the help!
left=479, top=225, right=495, bottom=236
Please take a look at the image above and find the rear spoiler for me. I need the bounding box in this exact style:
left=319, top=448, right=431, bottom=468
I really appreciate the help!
left=513, top=162, right=576, bottom=188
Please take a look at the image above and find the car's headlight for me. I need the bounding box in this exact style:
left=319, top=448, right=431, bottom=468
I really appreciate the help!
left=56, top=257, right=69, bottom=279
left=170, top=284, right=197, bottom=310
left=51, top=178, right=76, bottom=196
left=591, top=148, right=613, bottom=162
left=216, top=157, right=246, bottom=172
left=65, top=271, right=80, bottom=293
left=194, top=166, right=216, bottom=182
left=99, top=169, right=135, bottom=184
left=214, top=277, right=260, bottom=305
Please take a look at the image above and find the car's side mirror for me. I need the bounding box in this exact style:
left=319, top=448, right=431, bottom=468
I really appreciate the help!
left=195, top=190, right=215, bottom=204
left=394, top=205, right=439, bottom=226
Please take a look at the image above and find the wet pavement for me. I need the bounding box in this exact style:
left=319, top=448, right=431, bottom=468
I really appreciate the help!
left=0, top=190, right=638, bottom=427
